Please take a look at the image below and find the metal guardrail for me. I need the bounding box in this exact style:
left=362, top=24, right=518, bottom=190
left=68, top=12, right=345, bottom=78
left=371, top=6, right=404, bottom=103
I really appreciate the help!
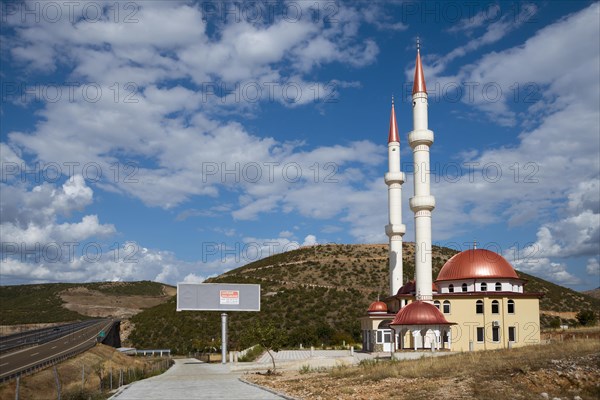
left=0, top=319, right=102, bottom=354
left=0, top=341, right=96, bottom=383
left=0, top=320, right=116, bottom=383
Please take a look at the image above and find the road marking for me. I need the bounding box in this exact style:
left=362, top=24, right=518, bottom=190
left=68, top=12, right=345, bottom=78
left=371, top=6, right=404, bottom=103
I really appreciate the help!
left=0, top=362, right=8, bottom=367
left=30, top=352, right=39, bottom=357
left=51, top=346, right=57, bottom=349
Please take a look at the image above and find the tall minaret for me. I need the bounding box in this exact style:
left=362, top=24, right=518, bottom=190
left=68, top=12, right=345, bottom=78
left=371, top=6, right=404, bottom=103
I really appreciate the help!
left=385, top=97, right=406, bottom=296
left=409, top=40, right=435, bottom=302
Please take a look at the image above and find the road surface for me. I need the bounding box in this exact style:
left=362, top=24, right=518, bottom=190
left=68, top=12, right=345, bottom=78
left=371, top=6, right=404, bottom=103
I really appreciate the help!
left=0, top=319, right=113, bottom=381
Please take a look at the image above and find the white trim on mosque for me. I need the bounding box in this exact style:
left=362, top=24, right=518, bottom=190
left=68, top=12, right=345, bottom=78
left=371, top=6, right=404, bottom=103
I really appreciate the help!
left=436, top=279, right=524, bottom=294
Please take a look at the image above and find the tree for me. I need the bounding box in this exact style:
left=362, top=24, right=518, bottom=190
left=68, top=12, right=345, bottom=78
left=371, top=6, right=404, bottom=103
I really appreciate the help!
left=576, top=310, right=597, bottom=326
left=549, top=317, right=561, bottom=329
left=243, top=322, right=286, bottom=373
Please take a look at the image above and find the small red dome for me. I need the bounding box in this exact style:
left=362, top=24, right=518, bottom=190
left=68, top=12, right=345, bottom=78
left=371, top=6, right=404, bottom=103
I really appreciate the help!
left=391, top=301, right=452, bottom=325
left=397, top=280, right=438, bottom=295
left=436, top=249, right=518, bottom=282
left=367, top=301, right=388, bottom=313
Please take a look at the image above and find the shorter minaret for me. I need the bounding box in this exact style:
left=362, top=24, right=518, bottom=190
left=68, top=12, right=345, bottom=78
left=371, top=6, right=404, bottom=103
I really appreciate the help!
left=385, top=97, right=406, bottom=296
left=409, top=40, right=435, bottom=302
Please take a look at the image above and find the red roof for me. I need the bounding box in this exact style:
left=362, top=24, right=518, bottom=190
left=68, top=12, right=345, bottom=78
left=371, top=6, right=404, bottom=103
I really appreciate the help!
left=367, top=301, right=388, bottom=313
left=388, top=99, right=399, bottom=143
left=391, top=301, right=453, bottom=325
left=436, top=249, right=519, bottom=282
left=396, top=280, right=438, bottom=295
left=412, top=47, right=427, bottom=95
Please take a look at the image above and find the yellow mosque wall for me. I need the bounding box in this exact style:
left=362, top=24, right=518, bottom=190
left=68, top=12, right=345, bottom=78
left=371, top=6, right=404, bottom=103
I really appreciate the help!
left=432, top=295, right=541, bottom=352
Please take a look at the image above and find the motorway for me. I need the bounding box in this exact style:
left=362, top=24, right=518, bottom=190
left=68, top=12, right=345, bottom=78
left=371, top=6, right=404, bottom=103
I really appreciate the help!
left=0, top=319, right=103, bottom=353
left=0, top=319, right=113, bottom=381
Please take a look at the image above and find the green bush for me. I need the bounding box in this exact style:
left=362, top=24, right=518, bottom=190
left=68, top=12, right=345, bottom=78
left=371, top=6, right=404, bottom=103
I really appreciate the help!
left=576, top=310, right=597, bottom=326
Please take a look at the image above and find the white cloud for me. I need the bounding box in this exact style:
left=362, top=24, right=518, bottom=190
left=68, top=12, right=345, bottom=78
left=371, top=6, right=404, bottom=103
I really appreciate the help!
left=510, top=256, right=582, bottom=286
left=302, top=234, right=318, bottom=246
left=586, top=258, right=600, bottom=277
left=439, top=4, right=538, bottom=68
left=1, top=243, right=214, bottom=285
left=183, top=273, right=208, bottom=283
left=0, top=175, right=113, bottom=247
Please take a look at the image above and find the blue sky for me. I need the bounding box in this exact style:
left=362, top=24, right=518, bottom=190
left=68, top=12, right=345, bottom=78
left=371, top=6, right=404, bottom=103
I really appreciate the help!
left=1, top=1, right=599, bottom=291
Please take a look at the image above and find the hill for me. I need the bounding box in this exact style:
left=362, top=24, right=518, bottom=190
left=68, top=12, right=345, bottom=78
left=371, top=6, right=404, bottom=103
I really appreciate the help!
left=583, top=287, right=600, bottom=299
left=128, top=243, right=600, bottom=354
left=0, top=281, right=174, bottom=326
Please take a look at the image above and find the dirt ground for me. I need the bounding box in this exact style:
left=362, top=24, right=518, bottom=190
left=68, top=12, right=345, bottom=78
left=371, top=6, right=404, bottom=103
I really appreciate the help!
left=59, top=286, right=174, bottom=319
left=540, top=310, right=578, bottom=320
left=246, top=339, right=600, bottom=400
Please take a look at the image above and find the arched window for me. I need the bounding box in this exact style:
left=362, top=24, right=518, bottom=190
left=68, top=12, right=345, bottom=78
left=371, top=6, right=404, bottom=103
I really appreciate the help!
left=491, top=300, right=499, bottom=314
left=443, top=300, right=451, bottom=314
left=507, top=300, right=515, bottom=314
left=448, top=284, right=454, bottom=293
left=480, top=282, right=487, bottom=291
left=433, top=300, right=441, bottom=310
left=476, top=300, right=483, bottom=314
left=462, top=283, right=468, bottom=292
left=495, top=282, right=502, bottom=291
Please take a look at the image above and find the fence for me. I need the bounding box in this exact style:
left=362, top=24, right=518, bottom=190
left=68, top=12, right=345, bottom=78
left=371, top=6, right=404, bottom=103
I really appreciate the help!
left=8, top=357, right=173, bottom=400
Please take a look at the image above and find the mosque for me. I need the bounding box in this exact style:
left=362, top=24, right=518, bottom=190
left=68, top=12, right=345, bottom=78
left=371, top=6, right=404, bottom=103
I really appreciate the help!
left=360, top=44, right=542, bottom=353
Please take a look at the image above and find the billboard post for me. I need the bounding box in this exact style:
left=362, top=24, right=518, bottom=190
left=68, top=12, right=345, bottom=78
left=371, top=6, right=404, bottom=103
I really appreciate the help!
left=221, top=313, right=227, bottom=365
left=177, top=283, right=260, bottom=364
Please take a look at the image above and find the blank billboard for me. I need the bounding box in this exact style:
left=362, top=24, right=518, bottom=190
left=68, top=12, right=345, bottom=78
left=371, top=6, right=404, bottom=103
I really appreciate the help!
left=176, top=283, right=261, bottom=312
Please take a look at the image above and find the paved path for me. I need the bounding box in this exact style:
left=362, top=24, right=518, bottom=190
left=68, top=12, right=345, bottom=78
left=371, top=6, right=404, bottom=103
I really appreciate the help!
left=110, top=359, right=284, bottom=400
left=255, top=349, right=353, bottom=363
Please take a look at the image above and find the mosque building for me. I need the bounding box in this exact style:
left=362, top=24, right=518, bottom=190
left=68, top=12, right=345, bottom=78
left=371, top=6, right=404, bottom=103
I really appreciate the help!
left=360, top=43, right=542, bottom=353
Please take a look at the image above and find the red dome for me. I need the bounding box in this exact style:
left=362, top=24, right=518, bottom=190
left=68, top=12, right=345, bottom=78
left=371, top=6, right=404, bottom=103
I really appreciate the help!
left=367, top=301, right=388, bottom=313
left=397, top=280, right=438, bottom=295
left=436, top=249, right=518, bottom=282
left=391, top=301, right=452, bottom=325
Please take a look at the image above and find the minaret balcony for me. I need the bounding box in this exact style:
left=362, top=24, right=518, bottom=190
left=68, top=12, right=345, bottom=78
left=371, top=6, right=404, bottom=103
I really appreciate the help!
left=408, top=129, right=434, bottom=147
left=385, top=171, right=405, bottom=185
left=386, top=223, right=406, bottom=237
left=410, top=195, right=436, bottom=212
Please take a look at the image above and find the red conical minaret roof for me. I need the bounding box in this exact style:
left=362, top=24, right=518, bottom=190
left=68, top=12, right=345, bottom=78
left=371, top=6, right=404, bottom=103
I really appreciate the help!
left=412, top=39, right=427, bottom=95
left=388, top=97, right=399, bottom=143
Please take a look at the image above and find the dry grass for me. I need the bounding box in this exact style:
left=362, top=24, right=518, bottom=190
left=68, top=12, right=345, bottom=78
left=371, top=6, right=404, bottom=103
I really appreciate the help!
left=0, top=344, right=168, bottom=400
left=247, top=339, right=600, bottom=400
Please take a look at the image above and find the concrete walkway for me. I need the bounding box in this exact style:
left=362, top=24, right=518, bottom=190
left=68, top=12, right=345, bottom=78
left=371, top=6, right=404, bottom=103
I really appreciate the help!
left=255, top=349, right=354, bottom=364
left=110, top=359, right=284, bottom=400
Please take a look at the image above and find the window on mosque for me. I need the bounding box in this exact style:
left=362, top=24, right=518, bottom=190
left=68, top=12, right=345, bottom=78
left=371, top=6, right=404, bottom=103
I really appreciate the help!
left=376, top=330, right=383, bottom=343
left=443, top=300, right=451, bottom=314
left=476, top=300, right=484, bottom=314
left=480, top=282, right=487, bottom=291
left=462, top=283, right=467, bottom=292
left=434, top=300, right=441, bottom=310
left=491, top=300, right=499, bottom=314
left=492, top=326, right=500, bottom=342
left=476, top=327, right=484, bottom=342
left=507, top=300, right=515, bottom=314
left=495, top=282, right=502, bottom=291
left=448, top=284, right=454, bottom=293
left=508, top=326, right=516, bottom=342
